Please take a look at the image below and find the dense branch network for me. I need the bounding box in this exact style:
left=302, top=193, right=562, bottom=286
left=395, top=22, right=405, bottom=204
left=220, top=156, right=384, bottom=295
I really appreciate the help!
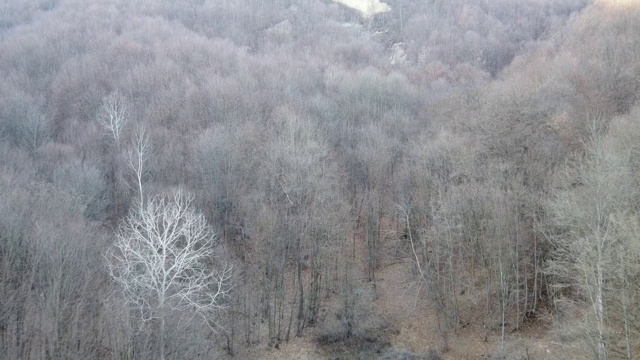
left=105, top=190, right=233, bottom=322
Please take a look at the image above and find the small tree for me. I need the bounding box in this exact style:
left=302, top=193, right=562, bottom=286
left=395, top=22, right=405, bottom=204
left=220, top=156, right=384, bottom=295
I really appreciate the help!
left=17, top=103, right=50, bottom=156
left=105, top=190, right=233, bottom=360
left=98, top=91, right=129, bottom=149
left=126, top=125, right=152, bottom=206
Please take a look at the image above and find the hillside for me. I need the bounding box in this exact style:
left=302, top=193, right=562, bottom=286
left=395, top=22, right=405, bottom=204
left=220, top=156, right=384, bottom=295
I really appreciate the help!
left=1, top=0, right=640, bottom=359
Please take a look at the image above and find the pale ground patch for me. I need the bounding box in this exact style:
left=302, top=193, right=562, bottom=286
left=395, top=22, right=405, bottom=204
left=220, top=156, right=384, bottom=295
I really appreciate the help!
left=597, top=0, right=640, bottom=10
left=332, top=0, right=391, bottom=18
left=251, top=336, right=327, bottom=360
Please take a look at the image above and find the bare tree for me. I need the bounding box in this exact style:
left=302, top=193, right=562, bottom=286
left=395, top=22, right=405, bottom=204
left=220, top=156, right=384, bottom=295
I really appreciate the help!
left=105, top=190, right=233, bottom=360
left=98, top=91, right=129, bottom=149
left=545, top=121, right=638, bottom=360
left=126, top=125, right=152, bottom=206
left=17, top=104, right=50, bottom=157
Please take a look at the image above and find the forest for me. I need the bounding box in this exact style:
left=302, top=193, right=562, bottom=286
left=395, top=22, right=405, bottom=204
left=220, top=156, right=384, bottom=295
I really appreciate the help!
left=1, top=0, right=640, bottom=359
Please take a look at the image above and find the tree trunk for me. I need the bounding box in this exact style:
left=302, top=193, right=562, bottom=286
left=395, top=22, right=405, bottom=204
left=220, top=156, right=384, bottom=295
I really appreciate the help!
left=296, top=254, right=305, bottom=337
left=594, top=261, right=606, bottom=360
left=159, top=315, right=166, bottom=360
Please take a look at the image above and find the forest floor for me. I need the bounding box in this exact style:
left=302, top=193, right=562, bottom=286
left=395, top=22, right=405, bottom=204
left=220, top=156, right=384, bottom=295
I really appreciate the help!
left=237, top=218, right=559, bottom=360
left=247, top=257, right=561, bottom=359
left=247, top=258, right=492, bottom=359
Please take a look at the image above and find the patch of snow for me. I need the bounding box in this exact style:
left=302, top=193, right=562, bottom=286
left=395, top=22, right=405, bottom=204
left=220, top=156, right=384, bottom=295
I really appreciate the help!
left=332, top=0, right=391, bottom=18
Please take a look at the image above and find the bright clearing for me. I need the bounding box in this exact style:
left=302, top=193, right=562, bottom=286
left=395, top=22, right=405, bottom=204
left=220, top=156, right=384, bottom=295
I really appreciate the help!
left=332, top=0, right=391, bottom=18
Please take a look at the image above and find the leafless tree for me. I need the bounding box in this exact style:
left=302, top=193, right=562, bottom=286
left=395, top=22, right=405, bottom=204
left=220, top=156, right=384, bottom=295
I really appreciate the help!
left=98, top=91, right=129, bottom=149
left=126, top=125, right=152, bottom=206
left=17, top=104, right=49, bottom=156
left=105, top=190, right=233, bottom=360
left=545, top=120, right=638, bottom=360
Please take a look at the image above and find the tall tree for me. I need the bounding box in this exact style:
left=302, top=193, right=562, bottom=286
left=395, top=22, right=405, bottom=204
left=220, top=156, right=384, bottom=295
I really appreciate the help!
left=105, top=190, right=233, bottom=360
left=545, top=122, right=638, bottom=360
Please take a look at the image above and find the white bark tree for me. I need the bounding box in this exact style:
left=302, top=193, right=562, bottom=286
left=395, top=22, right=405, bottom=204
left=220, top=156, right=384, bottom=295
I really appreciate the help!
left=126, top=125, right=152, bottom=207
left=98, top=91, right=129, bottom=149
left=105, top=190, right=233, bottom=360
